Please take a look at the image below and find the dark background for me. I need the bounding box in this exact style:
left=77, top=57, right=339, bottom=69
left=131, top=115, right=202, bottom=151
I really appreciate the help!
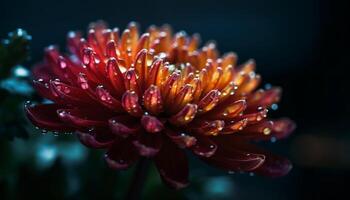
left=1, top=0, right=349, bottom=199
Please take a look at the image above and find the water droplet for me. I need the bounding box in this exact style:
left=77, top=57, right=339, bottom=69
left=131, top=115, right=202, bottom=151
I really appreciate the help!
left=249, top=172, right=255, bottom=176
left=270, top=137, right=277, bottom=143
left=24, top=100, right=33, bottom=107
left=271, top=104, right=278, bottom=110
left=263, top=127, right=271, bottom=135
left=209, top=145, right=215, bottom=149
left=265, top=83, right=272, bottom=90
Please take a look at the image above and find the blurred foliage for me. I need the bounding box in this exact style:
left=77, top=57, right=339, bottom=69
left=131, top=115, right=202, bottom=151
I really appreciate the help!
left=0, top=29, right=31, bottom=79
left=0, top=29, right=32, bottom=140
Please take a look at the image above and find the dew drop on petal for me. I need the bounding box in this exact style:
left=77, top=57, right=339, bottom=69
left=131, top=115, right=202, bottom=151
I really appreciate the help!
left=263, top=127, right=271, bottom=135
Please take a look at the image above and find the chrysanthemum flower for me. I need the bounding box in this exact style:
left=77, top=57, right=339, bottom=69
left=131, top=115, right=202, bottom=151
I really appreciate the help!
left=25, top=21, right=295, bottom=189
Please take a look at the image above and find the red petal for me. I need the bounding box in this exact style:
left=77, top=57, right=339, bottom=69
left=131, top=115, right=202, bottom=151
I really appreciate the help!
left=95, top=86, right=124, bottom=112
left=121, top=90, right=143, bottom=117
left=155, top=139, right=189, bottom=189
left=76, top=127, right=115, bottom=149
left=254, top=153, right=292, bottom=177
left=227, top=140, right=292, bottom=177
left=270, top=118, right=296, bottom=140
left=109, top=115, right=141, bottom=137
left=105, top=139, right=138, bottom=170
left=202, top=138, right=265, bottom=172
left=50, top=80, right=94, bottom=106
left=57, top=109, right=107, bottom=129
left=25, top=103, right=74, bottom=132
left=191, top=134, right=217, bottom=157
left=165, top=129, right=197, bottom=148
left=132, top=133, right=163, bottom=157
left=141, top=114, right=164, bottom=133
left=32, top=63, right=55, bottom=81
left=143, top=85, right=163, bottom=115
left=239, top=118, right=295, bottom=141
left=32, top=79, right=61, bottom=102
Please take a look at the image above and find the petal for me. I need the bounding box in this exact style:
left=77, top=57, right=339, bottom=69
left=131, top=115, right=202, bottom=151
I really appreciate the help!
left=143, top=85, right=163, bottom=115
left=50, top=80, right=94, bottom=106
left=202, top=149, right=265, bottom=172
left=155, top=139, right=189, bottom=189
left=254, top=153, right=292, bottom=177
left=32, top=79, right=61, bottom=102
left=32, top=62, right=55, bottom=81
left=227, top=140, right=293, bottom=177
left=165, top=129, right=197, bottom=148
left=246, top=87, right=282, bottom=111
left=141, top=114, right=164, bottom=133
left=239, top=118, right=296, bottom=141
left=270, top=118, right=296, bottom=140
left=190, top=119, right=225, bottom=136
left=169, top=104, right=197, bottom=126
left=76, top=127, right=115, bottom=149
left=191, top=134, right=217, bottom=157
left=105, top=139, right=139, bottom=170
left=57, top=109, right=107, bottom=129
left=25, top=103, right=74, bottom=132
left=122, top=90, right=143, bottom=117
left=109, top=115, right=141, bottom=137
left=132, top=133, right=163, bottom=157
left=197, top=89, right=220, bottom=114
left=95, top=86, right=124, bottom=112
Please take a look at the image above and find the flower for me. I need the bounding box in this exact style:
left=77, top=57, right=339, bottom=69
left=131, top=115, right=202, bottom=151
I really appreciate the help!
left=25, top=21, right=295, bottom=189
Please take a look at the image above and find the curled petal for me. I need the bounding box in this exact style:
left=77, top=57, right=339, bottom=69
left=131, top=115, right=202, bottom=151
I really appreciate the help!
left=32, top=79, right=60, bottom=102
left=132, top=133, right=162, bottom=157
left=191, top=134, right=217, bottom=157
left=141, top=114, right=164, bottom=133
left=205, top=100, right=246, bottom=120
left=155, top=139, right=189, bottom=189
left=143, top=85, right=163, bottom=115
left=76, top=127, right=115, bottom=148
left=191, top=120, right=225, bottom=136
left=197, top=89, right=220, bottom=114
left=221, top=119, right=249, bottom=134
left=247, top=87, right=282, bottom=110
left=121, top=90, right=143, bottom=117
left=107, top=57, right=125, bottom=96
left=25, top=103, right=74, bottom=132
left=165, top=129, right=197, bottom=148
left=109, top=115, right=141, bottom=137
left=95, top=86, right=124, bottom=112
left=202, top=144, right=265, bottom=172
left=169, top=104, right=197, bottom=126
left=50, top=80, right=93, bottom=105
left=239, top=108, right=269, bottom=124
left=105, top=139, right=138, bottom=170
left=240, top=118, right=296, bottom=141
left=57, top=109, right=107, bottom=129
left=124, top=68, right=140, bottom=95
left=254, top=153, right=292, bottom=177
left=270, top=118, right=296, bottom=139
left=32, top=63, right=55, bottom=82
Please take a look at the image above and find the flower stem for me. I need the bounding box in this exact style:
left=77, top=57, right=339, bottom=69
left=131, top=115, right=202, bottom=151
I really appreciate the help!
left=125, top=158, right=150, bottom=200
